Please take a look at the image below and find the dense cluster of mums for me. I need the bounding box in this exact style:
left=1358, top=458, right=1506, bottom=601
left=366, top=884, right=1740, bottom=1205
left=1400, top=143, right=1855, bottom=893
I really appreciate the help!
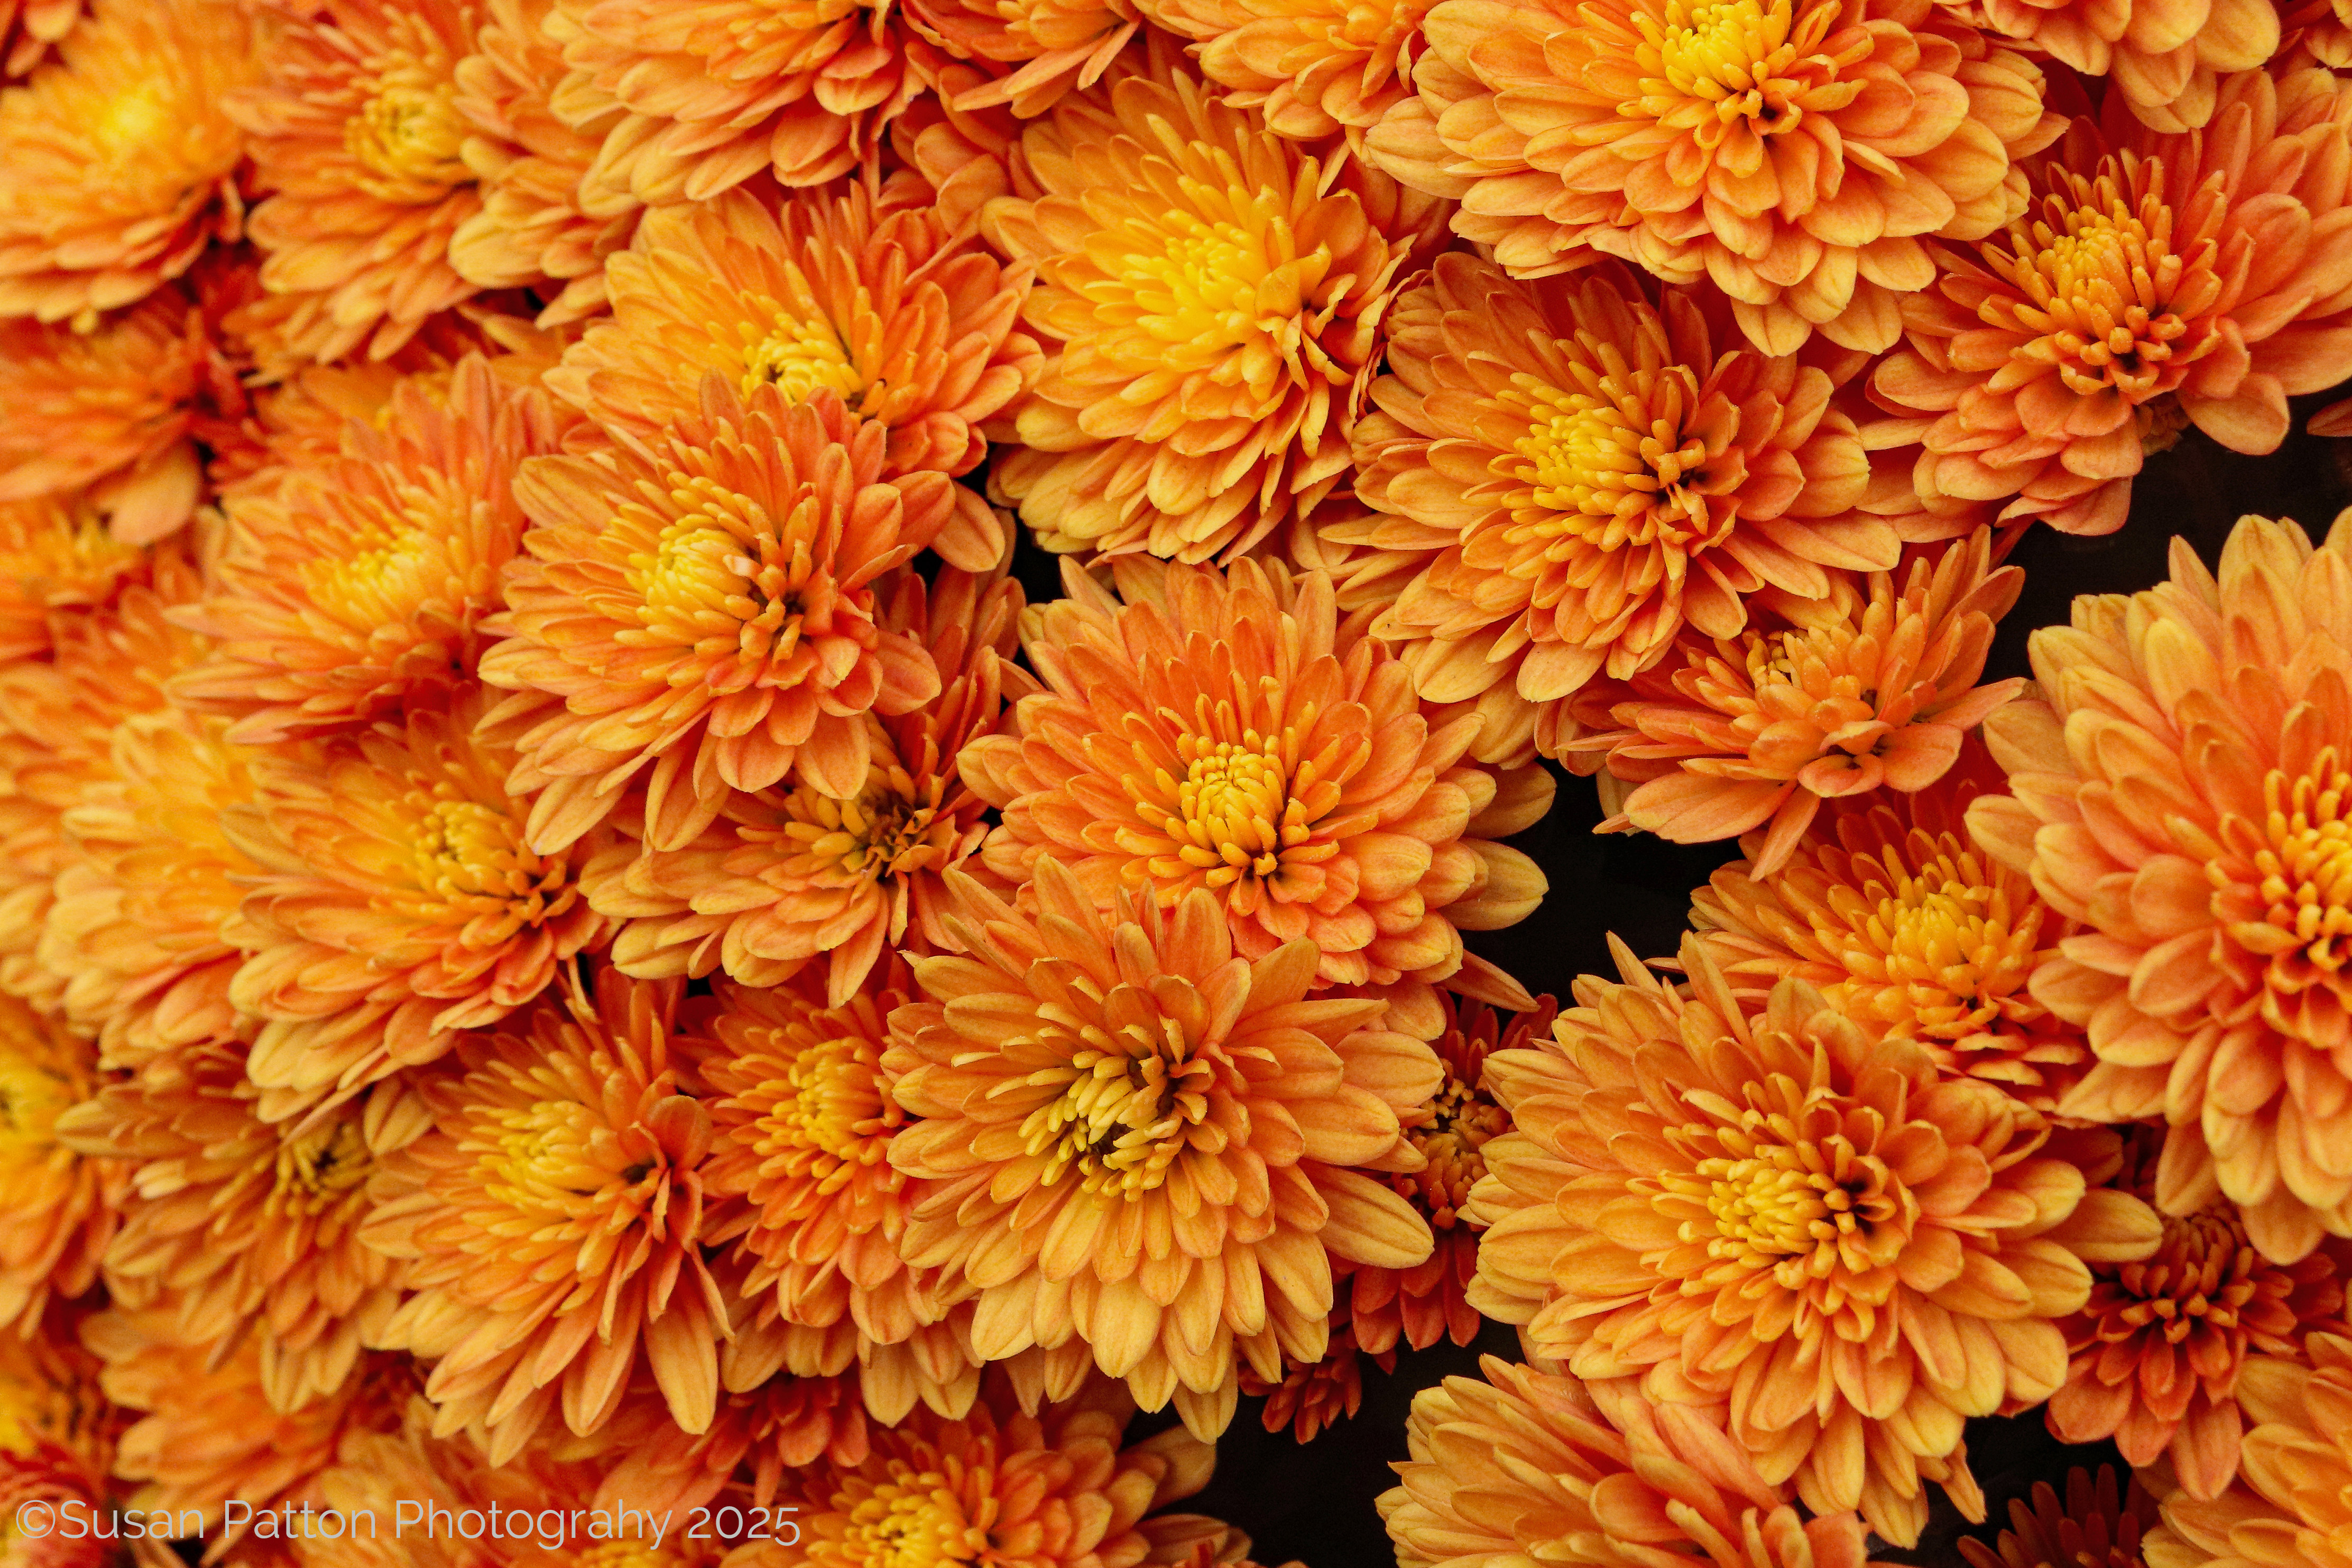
left=10, top=0, right=2352, bottom=1564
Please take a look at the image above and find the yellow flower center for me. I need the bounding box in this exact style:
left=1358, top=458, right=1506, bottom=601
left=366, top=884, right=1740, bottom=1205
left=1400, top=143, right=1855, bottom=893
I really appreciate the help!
left=1693, top=1147, right=1840, bottom=1260
left=1091, top=200, right=1339, bottom=390
left=1636, top=0, right=1805, bottom=129
left=767, top=1025, right=892, bottom=1178
left=1856, top=848, right=2044, bottom=1040
left=0, top=1050, right=71, bottom=1181
left=299, top=496, right=442, bottom=631
left=832, top=1464, right=984, bottom=1568
left=1403, top=1071, right=1509, bottom=1222
left=2252, top=764, right=2352, bottom=973
left=347, top=72, right=470, bottom=205
left=1021, top=1017, right=1215, bottom=1199
left=394, top=787, right=573, bottom=947
left=769, top=761, right=951, bottom=887
left=620, top=477, right=823, bottom=662
left=269, top=1115, right=371, bottom=1219
left=95, top=82, right=176, bottom=160
left=1988, top=174, right=2197, bottom=402
left=741, top=308, right=866, bottom=410
left=1163, top=738, right=1300, bottom=883
left=481, top=1099, right=610, bottom=1211
left=1498, top=369, right=1718, bottom=552
left=6, top=509, right=141, bottom=602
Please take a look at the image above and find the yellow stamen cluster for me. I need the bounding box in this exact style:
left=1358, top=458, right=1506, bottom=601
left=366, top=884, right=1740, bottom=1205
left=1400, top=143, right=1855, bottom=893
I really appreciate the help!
left=623, top=478, right=813, bottom=656
left=765, top=1020, right=895, bottom=1175
left=268, top=1117, right=372, bottom=1220
left=386, top=785, right=575, bottom=943
left=741, top=308, right=867, bottom=409
left=2252, top=761, right=2352, bottom=973
left=1853, top=844, right=2046, bottom=1039
left=481, top=1100, right=608, bottom=1216
left=299, top=497, right=441, bottom=630
left=1500, top=364, right=1713, bottom=546
left=1020, top=1026, right=1215, bottom=1198
left=1983, top=176, right=2194, bottom=402
left=0, top=1041, right=73, bottom=1183
left=347, top=64, right=469, bottom=205
left=1096, top=201, right=1338, bottom=391
left=1404, top=1071, right=1508, bottom=1222
left=829, top=1461, right=987, bottom=1568
left=773, top=764, right=946, bottom=886
left=1637, top=0, right=1804, bottom=128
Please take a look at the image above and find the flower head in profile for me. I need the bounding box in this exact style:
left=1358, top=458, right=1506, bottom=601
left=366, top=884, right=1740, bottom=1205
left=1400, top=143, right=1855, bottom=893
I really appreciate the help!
left=1382, top=1355, right=1883, bottom=1568
left=552, top=0, right=923, bottom=209
left=547, top=182, right=1038, bottom=509
left=56, top=1053, right=415, bottom=1413
left=1237, top=1316, right=1379, bottom=1443
left=962, top=556, right=1551, bottom=1018
left=1345, top=994, right=1546, bottom=1356
left=1968, top=512, right=2352, bottom=1263
left=1959, top=1466, right=2157, bottom=1568
left=769, top=1375, right=1220, bottom=1568
left=0, top=496, right=143, bottom=665
left=362, top=970, right=726, bottom=1463
left=1469, top=936, right=2162, bottom=1544
left=1871, top=73, right=2352, bottom=538
left=1691, top=741, right=2089, bottom=1107
left=903, top=0, right=1137, bottom=116
left=173, top=357, right=559, bottom=745
left=982, top=55, right=1445, bottom=563
left=446, top=0, right=638, bottom=327
left=481, top=384, right=953, bottom=857
left=583, top=1366, right=870, bottom=1517
left=2147, top=1333, right=2352, bottom=1568
left=0, top=0, right=249, bottom=326
left=2045, top=1128, right=2345, bottom=1502
left=1367, top=0, right=2060, bottom=354
left=226, top=688, right=610, bottom=1121
left=225, top=0, right=485, bottom=367
left=591, top=566, right=1026, bottom=1003
left=1573, top=527, right=2024, bottom=876
left=0, top=999, right=119, bottom=1333
left=884, top=860, right=1444, bottom=1433
left=0, top=288, right=246, bottom=545
left=1348, top=254, right=1890, bottom=762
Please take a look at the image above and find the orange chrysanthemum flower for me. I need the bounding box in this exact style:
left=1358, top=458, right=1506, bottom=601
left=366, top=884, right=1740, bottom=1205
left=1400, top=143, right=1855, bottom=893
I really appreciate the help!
left=481, top=385, right=954, bottom=856
left=1468, top=936, right=2162, bottom=1544
left=1344, top=254, right=1890, bottom=762
left=884, top=860, right=1444, bottom=1434
left=0, top=1311, right=131, bottom=1568
left=0, top=496, right=142, bottom=664
left=1691, top=742, right=2090, bottom=1107
left=552, top=0, right=924, bottom=208
left=1344, top=995, right=1544, bottom=1357
left=1968, top=512, right=2352, bottom=1263
left=546, top=182, right=1038, bottom=506
left=0, top=999, right=118, bottom=1333
left=0, top=0, right=248, bottom=326
left=766, top=1376, right=1219, bottom=1568
left=55, top=1052, right=415, bottom=1412
left=1570, top=527, right=2024, bottom=875
left=1871, top=73, right=2352, bottom=538
left=1960, top=1467, right=2158, bottom=1568
left=2045, top=1128, right=2345, bottom=1501
left=226, top=0, right=486, bottom=367
left=690, top=964, right=974, bottom=1425
left=981, top=57, right=1445, bottom=563
left=962, top=557, right=1551, bottom=1017
left=904, top=0, right=1136, bottom=116
left=226, top=690, right=610, bottom=1120
left=584, top=1366, right=870, bottom=1516
left=447, top=0, right=637, bottom=327
left=0, top=289, right=246, bottom=545
left=1971, top=0, right=2273, bottom=132
left=1368, top=0, right=2060, bottom=355
left=173, top=357, right=559, bottom=745
left=1382, top=1355, right=1883, bottom=1568
left=591, top=566, right=1024, bottom=1003
left=0, top=0, right=76, bottom=76
left=1130, top=0, right=1413, bottom=143
left=2146, top=1332, right=2352, bottom=1567
left=1237, top=1316, right=1380, bottom=1443
left=87, top=1304, right=418, bottom=1544
left=0, top=552, right=205, bottom=1027
left=362, top=971, right=727, bottom=1463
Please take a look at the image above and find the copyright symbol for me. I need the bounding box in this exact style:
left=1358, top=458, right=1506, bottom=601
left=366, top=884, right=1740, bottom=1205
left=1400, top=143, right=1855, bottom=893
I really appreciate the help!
left=14, top=1499, right=53, bottom=1538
